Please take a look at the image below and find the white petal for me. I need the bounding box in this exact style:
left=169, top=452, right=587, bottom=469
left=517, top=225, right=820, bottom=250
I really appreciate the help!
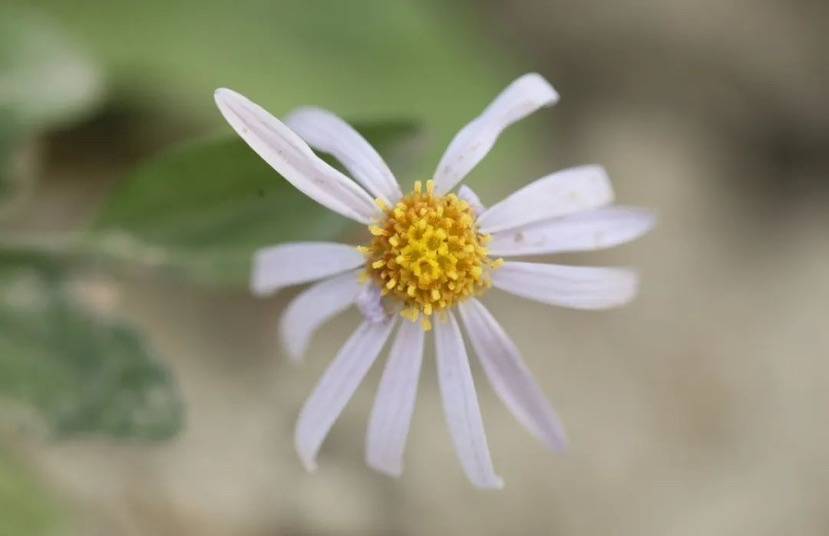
left=285, top=107, right=402, bottom=204
left=365, top=320, right=425, bottom=477
left=434, top=312, right=504, bottom=489
left=488, top=207, right=656, bottom=257
left=355, top=282, right=388, bottom=323
left=434, top=73, right=559, bottom=194
left=493, top=261, right=638, bottom=310
left=279, top=270, right=362, bottom=362
left=477, top=165, right=614, bottom=234
left=214, top=88, right=380, bottom=224
left=458, top=299, right=567, bottom=451
left=295, top=317, right=397, bottom=471
left=251, top=242, right=364, bottom=296
left=457, top=185, right=485, bottom=215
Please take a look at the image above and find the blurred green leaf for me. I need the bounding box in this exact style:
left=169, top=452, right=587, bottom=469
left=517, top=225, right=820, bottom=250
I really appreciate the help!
left=0, top=6, right=103, bottom=132
left=0, top=117, right=17, bottom=206
left=13, top=0, right=530, bottom=180
left=0, top=447, right=65, bottom=536
left=0, top=112, right=34, bottom=218
left=0, top=255, right=183, bottom=440
left=89, top=121, right=419, bottom=286
left=0, top=5, right=104, bottom=214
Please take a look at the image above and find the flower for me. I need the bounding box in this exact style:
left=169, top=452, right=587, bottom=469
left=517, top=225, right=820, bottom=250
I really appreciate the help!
left=214, top=73, right=654, bottom=489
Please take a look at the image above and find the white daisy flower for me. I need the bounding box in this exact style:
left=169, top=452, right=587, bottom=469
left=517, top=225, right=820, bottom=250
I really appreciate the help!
left=214, top=73, right=654, bottom=489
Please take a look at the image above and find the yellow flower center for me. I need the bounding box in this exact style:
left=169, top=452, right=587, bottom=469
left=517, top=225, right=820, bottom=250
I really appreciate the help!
left=360, top=180, right=502, bottom=330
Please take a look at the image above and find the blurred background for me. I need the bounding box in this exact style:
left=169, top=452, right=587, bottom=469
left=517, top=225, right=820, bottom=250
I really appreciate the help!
left=1, top=0, right=828, bottom=534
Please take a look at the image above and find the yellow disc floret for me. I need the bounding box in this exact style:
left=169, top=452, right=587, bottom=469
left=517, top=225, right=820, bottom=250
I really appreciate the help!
left=360, top=180, right=502, bottom=330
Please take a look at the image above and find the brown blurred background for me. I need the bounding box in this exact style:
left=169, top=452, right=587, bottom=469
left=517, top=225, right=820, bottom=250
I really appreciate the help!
left=1, top=0, right=828, bottom=534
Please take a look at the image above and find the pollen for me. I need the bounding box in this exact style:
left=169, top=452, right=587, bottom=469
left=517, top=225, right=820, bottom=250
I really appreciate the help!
left=362, top=180, right=501, bottom=330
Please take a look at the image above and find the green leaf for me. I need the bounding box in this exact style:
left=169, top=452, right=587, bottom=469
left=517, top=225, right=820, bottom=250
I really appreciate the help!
left=0, top=5, right=104, bottom=214
left=89, top=121, right=419, bottom=287
left=0, top=95, right=28, bottom=216
left=0, top=6, right=104, bottom=132
left=0, top=117, right=18, bottom=207
left=0, top=447, right=65, bottom=535
left=10, top=0, right=530, bottom=179
left=0, top=255, right=183, bottom=440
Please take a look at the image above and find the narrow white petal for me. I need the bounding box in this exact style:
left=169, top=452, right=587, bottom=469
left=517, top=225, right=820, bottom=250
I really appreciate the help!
left=457, top=185, right=485, bottom=215
left=434, top=73, right=559, bottom=194
left=458, top=299, right=567, bottom=451
left=488, top=207, right=656, bottom=257
left=279, top=270, right=362, bottom=362
left=214, top=88, right=380, bottom=224
left=251, top=242, right=364, bottom=296
left=478, top=165, right=614, bottom=234
left=295, top=317, right=397, bottom=471
left=493, top=261, right=639, bottom=310
left=285, top=107, right=402, bottom=204
left=434, top=312, right=504, bottom=489
left=365, top=320, right=425, bottom=476
left=355, top=282, right=388, bottom=323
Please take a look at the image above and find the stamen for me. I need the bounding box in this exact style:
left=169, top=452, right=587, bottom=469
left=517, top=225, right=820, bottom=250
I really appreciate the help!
left=361, top=180, right=502, bottom=330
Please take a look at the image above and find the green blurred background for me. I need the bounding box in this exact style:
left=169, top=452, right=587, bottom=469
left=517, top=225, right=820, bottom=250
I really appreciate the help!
left=1, top=0, right=827, bottom=534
